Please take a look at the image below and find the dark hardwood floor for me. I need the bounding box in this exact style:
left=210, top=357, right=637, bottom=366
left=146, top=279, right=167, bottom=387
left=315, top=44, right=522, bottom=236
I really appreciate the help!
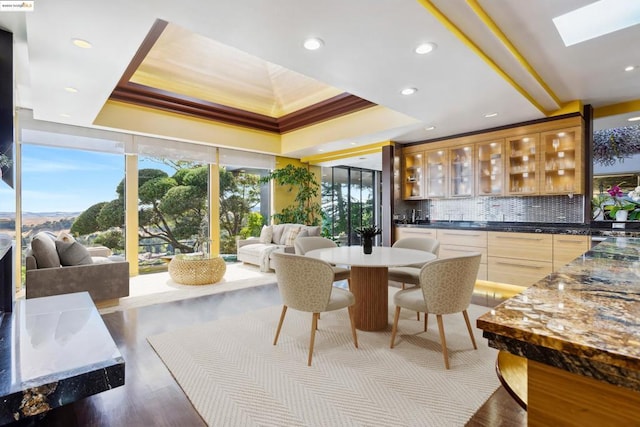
left=18, top=284, right=525, bottom=426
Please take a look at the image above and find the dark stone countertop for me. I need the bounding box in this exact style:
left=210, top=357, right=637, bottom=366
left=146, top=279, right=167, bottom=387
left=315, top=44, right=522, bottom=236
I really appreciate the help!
left=476, top=237, right=640, bottom=392
left=395, top=220, right=640, bottom=236
left=0, top=292, right=124, bottom=424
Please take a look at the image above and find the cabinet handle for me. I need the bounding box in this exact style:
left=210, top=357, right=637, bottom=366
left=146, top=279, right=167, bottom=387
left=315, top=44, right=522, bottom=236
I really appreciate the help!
left=556, top=239, right=583, bottom=243
left=445, top=248, right=478, bottom=253
left=443, top=232, right=482, bottom=237
left=496, top=261, right=544, bottom=269
left=495, top=235, right=543, bottom=241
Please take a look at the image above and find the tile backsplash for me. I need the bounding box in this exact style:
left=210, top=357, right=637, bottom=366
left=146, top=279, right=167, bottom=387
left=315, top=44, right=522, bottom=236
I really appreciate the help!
left=396, top=195, right=585, bottom=224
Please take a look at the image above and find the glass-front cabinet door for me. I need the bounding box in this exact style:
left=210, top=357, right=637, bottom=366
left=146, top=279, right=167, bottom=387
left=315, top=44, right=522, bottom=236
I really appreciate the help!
left=506, top=134, right=539, bottom=195
left=476, top=140, right=504, bottom=196
left=402, top=152, right=424, bottom=199
left=426, top=149, right=447, bottom=198
left=449, top=145, right=473, bottom=197
left=540, top=127, right=582, bottom=194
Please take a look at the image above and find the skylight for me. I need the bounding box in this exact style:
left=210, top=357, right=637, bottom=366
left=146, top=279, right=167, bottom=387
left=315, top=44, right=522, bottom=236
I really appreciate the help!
left=553, top=0, right=640, bottom=46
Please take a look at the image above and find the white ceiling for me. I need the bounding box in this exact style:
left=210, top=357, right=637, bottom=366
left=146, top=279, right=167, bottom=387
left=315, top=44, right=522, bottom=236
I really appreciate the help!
left=1, top=0, right=639, bottom=171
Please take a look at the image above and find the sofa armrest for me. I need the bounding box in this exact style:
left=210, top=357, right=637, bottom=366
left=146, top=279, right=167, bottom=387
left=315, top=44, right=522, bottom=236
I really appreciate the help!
left=237, top=238, right=260, bottom=248
left=86, top=246, right=113, bottom=257
left=26, top=261, right=130, bottom=302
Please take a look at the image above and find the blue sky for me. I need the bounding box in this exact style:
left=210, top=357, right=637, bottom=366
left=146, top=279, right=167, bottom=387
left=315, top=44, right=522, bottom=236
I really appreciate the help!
left=0, top=145, right=174, bottom=213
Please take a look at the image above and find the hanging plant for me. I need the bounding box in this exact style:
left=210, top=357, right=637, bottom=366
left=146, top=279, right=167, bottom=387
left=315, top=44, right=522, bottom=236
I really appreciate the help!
left=592, top=125, right=640, bottom=166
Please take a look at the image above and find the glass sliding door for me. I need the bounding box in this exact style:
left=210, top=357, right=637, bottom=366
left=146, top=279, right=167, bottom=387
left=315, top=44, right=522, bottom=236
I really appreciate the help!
left=322, top=166, right=381, bottom=247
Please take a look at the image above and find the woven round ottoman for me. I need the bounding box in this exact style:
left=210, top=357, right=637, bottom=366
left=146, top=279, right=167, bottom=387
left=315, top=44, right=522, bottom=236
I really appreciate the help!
left=168, top=255, right=227, bottom=285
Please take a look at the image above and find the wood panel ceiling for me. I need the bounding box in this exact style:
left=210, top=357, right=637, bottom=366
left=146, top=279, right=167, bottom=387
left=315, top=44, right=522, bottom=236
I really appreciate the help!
left=110, top=19, right=375, bottom=134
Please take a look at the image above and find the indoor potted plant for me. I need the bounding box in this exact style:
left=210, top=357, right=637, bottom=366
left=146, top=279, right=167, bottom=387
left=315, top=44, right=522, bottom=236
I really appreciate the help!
left=355, top=225, right=382, bottom=254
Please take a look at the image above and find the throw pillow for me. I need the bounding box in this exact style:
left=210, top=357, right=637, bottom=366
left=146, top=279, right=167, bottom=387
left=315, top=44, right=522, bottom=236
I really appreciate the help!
left=259, top=225, right=273, bottom=244
left=57, top=230, right=76, bottom=243
left=272, top=224, right=286, bottom=245
left=297, top=228, right=309, bottom=238
left=282, top=226, right=302, bottom=246
left=30, top=232, right=61, bottom=268
left=55, top=240, right=94, bottom=266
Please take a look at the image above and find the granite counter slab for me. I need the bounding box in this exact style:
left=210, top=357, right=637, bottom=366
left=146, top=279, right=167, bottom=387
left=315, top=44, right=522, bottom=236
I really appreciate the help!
left=0, top=292, right=124, bottom=424
left=477, top=237, right=640, bottom=392
left=396, top=221, right=640, bottom=236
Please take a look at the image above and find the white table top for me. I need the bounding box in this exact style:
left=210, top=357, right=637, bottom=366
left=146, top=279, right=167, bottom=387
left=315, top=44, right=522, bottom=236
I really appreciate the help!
left=305, top=246, right=436, bottom=267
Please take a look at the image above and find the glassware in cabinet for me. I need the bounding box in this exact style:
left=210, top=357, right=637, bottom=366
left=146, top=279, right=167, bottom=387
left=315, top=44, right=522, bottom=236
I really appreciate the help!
left=449, top=145, right=473, bottom=197
left=506, top=134, right=539, bottom=195
left=476, top=140, right=504, bottom=196
left=426, top=149, right=447, bottom=198
left=540, top=127, right=582, bottom=194
left=402, top=152, right=424, bottom=199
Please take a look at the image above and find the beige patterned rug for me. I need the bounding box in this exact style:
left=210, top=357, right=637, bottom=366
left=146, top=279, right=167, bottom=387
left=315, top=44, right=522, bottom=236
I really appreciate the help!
left=148, top=289, right=499, bottom=426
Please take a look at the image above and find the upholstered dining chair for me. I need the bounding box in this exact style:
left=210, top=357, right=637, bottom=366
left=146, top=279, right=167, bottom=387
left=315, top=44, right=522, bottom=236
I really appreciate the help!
left=271, top=252, right=358, bottom=366
left=294, top=236, right=351, bottom=287
left=388, top=237, right=440, bottom=320
left=389, top=253, right=481, bottom=369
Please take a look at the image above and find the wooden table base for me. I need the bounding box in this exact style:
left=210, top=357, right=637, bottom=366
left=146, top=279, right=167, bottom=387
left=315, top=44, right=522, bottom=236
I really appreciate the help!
left=349, top=266, right=389, bottom=331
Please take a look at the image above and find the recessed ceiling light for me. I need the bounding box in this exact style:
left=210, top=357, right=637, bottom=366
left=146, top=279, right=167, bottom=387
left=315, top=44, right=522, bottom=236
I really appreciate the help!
left=415, top=42, right=437, bottom=55
left=64, top=87, right=78, bottom=93
left=484, top=112, right=498, bottom=118
left=350, top=142, right=357, bottom=145
left=72, top=38, right=92, bottom=49
left=303, top=37, right=324, bottom=50
left=59, top=113, right=71, bottom=118
left=401, top=87, right=417, bottom=96
left=625, top=65, right=637, bottom=72
left=628, top=116, right=640, bottom=122
left=318, top=149, right=325, bottom=152
left=424, top=126, right=436, bottom=131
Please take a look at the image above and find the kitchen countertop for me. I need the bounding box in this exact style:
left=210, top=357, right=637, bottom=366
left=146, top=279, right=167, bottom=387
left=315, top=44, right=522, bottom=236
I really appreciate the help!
left=476, top=237, right=640, bottom=392
left=395, top=220, right=640, bottom=236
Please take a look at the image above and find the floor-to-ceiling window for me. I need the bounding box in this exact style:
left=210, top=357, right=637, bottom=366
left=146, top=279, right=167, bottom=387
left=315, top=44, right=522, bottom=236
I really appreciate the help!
left=322, top=166, right=381, bottom=246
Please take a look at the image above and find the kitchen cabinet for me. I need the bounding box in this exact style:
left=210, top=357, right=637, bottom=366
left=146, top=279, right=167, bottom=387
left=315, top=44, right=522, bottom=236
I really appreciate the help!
left=425, top=149, right=447, bottom=198
left=552, top=234, right=589, bottom=271
left=449, top=145, right=474, bottom=197
left=437, top=229, right=487, bottom=279
left=540, top=127, right=583, bottom=194
left=488, top=231, right=552, bottom=287
left=394, top=226, right=437, bottom=241
left=402, top=152, right=424, bottom=200
left=505, top=134, right=539, bottom=195
left=476, top=139, right=504, bottom=196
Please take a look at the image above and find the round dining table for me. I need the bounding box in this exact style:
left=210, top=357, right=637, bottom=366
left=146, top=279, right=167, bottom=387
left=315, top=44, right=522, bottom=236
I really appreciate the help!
left=305, top=246, right=436, bottom=331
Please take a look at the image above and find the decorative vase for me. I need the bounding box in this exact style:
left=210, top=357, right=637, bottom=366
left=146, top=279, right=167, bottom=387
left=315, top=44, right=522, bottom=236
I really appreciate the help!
left=615, top=210, right=628, bottom=221
left=363, top=237, right=373, bottom=254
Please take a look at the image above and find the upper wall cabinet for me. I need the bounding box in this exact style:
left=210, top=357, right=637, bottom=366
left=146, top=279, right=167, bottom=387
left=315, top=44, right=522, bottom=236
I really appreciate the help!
left=399, top=115, right=584, bottom=199
left=426, top=149, right=447, bottom=198
left=476, top=139, right=504, bottom=196
left=402, top=151, right=424, bottom=200
left=506, top=134, right=539, bottom=195
left=449, top=145, right=474, bottom=197
left=540, top=126, right=583, bottom=195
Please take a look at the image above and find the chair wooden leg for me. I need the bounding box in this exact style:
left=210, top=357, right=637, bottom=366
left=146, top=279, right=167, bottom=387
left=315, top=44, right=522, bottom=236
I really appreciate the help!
left=308, top=312, right=319, bottom=366
left=347, top=278, right=351, bottom=291
left=463, top=309, right=477, bottom=349
left=423, top=312, right=428, bottom=332
left=436, top=314, right=450, bottom=370
left=348, top=306, right=358, bottom=348
left=390, top=306, right=402, bottom=348
left=273, top=305, right=287, bottom=345
left=416, top=311, right=420, bottom=321
left=401, top=282, right=406, bottom=290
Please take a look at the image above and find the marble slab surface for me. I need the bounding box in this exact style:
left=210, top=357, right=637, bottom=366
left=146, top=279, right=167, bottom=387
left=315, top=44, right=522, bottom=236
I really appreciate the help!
left=477, top=237, right=640, bottom=391
left=0, top=292, right=124, bottom=424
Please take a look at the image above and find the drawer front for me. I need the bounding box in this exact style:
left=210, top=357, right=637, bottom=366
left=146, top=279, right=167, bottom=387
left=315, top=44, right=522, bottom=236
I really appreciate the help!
left=440, top=244, right=487, bottom=264
left=488, top=232, right=552, bottom=262
left=394, top=227, right=437, bottom=242
left=436, top=229, right=487, bottom=247
left=553, top=235, right=589, bottom=270
left=488, top=257, right=552, bottom=287
left=477, top=263, right=488, bottom=281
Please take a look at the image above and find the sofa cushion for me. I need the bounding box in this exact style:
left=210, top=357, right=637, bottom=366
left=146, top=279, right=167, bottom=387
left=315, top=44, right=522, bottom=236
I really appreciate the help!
left=57, top=230, right=76, bottom=243
left=30, top=232, right=61, bottom=268
left=55, top=240, right=94, bottom=266
left=259, top=225, right=273, bottom=244
left=272, top=224, right=287, bottom=245
left=282, top=226, right=302, bottom=246
left=301, top=225, right=321, bottom=237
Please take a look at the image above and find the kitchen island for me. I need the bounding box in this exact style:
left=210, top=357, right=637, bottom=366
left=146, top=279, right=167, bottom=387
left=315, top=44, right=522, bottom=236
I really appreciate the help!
left=477, top=237, right=640, bottom=426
